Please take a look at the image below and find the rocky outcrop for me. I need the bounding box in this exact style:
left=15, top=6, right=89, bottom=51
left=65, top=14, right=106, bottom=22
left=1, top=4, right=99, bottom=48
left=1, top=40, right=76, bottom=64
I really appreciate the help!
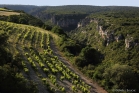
left=77, top=18, right=98, bottom=28
left=125, top=36, right=134, bottom=49
left=115, top=34, right=124, bottom=42
left=32, top=11, right=88, bottom=31
left=98, top=26, right=108, bottom=39
left=98, top=25, right=136, bottom=48
left=98, top=25, right=138, bottom=49
left=98, top=26, right=115, bottom=46
left=34, top=13, right=88, bottom=31
left=77, top=18, right=91, bottom=27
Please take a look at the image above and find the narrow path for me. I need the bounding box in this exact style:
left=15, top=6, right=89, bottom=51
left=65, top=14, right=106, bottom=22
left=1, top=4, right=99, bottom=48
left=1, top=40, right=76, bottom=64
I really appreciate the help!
left=50, top=40, right=107, bottom=93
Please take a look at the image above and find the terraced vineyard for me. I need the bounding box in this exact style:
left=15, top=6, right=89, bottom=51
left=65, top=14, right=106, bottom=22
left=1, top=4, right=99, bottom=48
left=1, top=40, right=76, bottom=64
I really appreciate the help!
left=0, top=21, right=104, bottom=93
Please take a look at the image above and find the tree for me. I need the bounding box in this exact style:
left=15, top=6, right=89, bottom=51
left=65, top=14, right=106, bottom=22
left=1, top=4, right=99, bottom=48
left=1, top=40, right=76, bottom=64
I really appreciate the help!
left=28, top=19, right=43, bottom=27
left=51, top=26, right=66, bottom=36
left=7, top=15, right=19, bottom=23
left=0, top=31, right=10, bottom=65
left=0, top=31, right=8, bottom=46
left=0, top=65, right=37, bottom=93
left=43, top=24, right=52, bottom=30
left=74, top=57, right=86, bottom=67
left=103, top=64, right=138, bottom=90
left=19, top=18, right=27, bottom=24
left=79, top=46, right=100, bottom=65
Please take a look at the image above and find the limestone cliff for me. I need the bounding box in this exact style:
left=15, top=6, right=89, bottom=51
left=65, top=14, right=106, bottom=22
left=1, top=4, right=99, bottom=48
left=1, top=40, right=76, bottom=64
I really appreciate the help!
left=98, top=26, right=115, bottom=46
left=125, top=35, right=134, bottom=49
left=51, top=15, right=79, bottom=30
left=77, top=18, right=91, bottom=27
left=33, top=12, right=87, bottom=31
left=98, top=25, right=136, bottom=48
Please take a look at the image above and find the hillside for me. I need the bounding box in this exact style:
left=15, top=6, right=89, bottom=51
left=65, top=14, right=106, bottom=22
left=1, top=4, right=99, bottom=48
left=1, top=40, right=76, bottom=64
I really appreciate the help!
left=0, top=8, right=20, bottom=16
left=0, top=20, right=108, bottom=93
left=69, top=8, right=139, bottom=92
left=0, top=5, right=37, bottom=13
left=28, top=5, right=106, bottom=31
left=0, top=7, right=44, bottom=28
left=1, top=5, right=139, bottom=31
left=1, top=5, right=139, bottom=93
left=24, top=6, right=139, bottom=32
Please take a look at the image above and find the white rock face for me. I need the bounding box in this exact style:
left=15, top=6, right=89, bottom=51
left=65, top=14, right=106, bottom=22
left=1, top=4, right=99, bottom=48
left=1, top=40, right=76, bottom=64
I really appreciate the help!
left=115, top=34, right=123, bottom=42
left=98, top=26, right=107, bottom=39
left=77, top=18, right=97, bottom=28
left=125, top=37, right=134, bottom=48
left=98, top=26, right=115, bottom=46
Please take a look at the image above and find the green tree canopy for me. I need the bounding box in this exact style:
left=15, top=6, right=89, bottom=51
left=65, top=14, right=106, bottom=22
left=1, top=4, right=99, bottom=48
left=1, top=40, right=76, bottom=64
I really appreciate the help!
left=51, top=26, right=66, bottom=36
left=103, top=64, right=138, bottom=90
left=79, top=46, right=101, bottom=65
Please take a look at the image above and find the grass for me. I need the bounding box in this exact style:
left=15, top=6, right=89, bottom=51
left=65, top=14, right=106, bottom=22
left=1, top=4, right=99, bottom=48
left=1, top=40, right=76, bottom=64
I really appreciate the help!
left=0, top=11, right=20, bottom=16
left=0, top=8, right=20, bottom=16
left=0, top=8, right=13, bottom=11
left=0, top=8, right=7, bottom=11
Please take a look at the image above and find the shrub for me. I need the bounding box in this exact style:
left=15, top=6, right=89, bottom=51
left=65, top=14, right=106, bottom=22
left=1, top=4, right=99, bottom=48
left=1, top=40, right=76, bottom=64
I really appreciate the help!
left=103, top=64, right=138, bottom=90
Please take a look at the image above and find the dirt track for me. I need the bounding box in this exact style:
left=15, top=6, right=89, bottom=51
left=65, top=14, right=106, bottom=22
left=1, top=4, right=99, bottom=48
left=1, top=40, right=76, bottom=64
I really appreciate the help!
left=50, top=40, right=107, bottom=93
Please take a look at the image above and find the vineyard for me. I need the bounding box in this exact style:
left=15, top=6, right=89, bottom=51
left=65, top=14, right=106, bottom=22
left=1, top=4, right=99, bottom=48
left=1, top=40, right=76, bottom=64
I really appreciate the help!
left=0, top=21, right=96, bottom=93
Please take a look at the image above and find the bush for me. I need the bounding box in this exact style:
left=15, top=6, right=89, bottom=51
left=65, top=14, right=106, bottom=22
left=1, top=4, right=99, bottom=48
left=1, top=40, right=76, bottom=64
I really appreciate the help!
left=79, top=46, right=101, bottom=66
left=74, top=57, right=86, bottom=67
left=51, top=26, right=67, bottom=36
left=103, top=64, right=138, bottom=90
left=0, top=65, right=37, bottom=93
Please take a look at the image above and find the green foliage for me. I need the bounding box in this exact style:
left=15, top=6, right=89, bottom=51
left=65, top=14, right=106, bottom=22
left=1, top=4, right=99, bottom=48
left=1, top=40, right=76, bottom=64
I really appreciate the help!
left=51, top=26, right=66, bottom=36
left=74, top=46, right=101, bottom=67
left=0, top=65, right=37, bottom=93
left=43, top=24, right=52, bottom=30
left=0, top=30, right=8, bottom=46
left=7, top=15, right=19, bottom=23
left=28, top=5, right=108, bottom=31
left=69, top=7, right=139, bottom=92
left=1, top=5, right=139, bottom=92
left=74, top=57, right=86, bottom=67
left=30, top=5, right=108, bottom=15
left=51, top=26, right=84, bottom=57
left=19, top=17, right=28, bottom=24
left=0, top=5, right=37, bottom=13
left=103, top=64, right=138, bottom=90
left=0, top=10, right=44, bottom=27
left=0, top=25, right=37, bottom=93
left=0, top=21, right=93, bottom=93
left=93, top=64, right=106, bottom=81
left=60, top=40, right=83, bottom=56
left=0, top=30, right=12, bottom=65
left=80, top=46, right=100, bottom=64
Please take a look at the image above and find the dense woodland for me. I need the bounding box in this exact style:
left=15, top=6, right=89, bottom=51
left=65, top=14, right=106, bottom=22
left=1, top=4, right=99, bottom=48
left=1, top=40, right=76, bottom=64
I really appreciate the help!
left=69, top=7, right=139, bottom=92
left=0, top=5, right=139, bottom=93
